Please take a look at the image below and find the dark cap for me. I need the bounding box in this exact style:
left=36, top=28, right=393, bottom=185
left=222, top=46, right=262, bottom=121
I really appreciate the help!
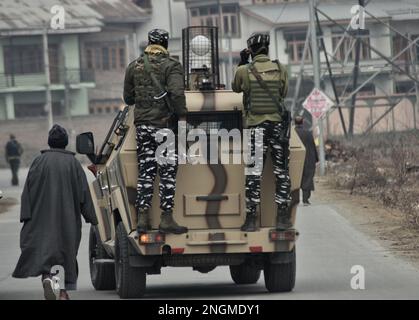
left=48, top=124, right=68, bottom=149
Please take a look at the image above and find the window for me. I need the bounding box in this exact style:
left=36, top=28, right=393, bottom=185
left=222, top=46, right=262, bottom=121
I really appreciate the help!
left=393, top=34, right=419, bottom=62
left=14, top=103, right=44, bottom=118
left=102, top=47, right=110, bottom=70
left=120, top=48, right=126, bottom=69
left=111, top=48, right=117, bottom=69
left=393, top=35, right=409, bottom=61
left=336, top=84, right=375, bottom=97
left=190, top=4, right=240, bottom=37
left=395, top=81, right=414, bottom=94
left=4, top=45, right=44, bottom=74
left=284, top=31, right=311, bottom=63
left=133, top=0, right=152, bottom=10
left=416, top=36, right=419, bottom=62
left=85, top=42, right=126, bottom=71
left=95, top=48, right=101, bottom=69
left=86, top=49, right=93, bottom=69
left=332, top=32, right=371, bottom=61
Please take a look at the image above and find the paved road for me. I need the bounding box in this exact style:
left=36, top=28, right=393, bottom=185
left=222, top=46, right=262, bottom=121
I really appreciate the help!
left=1, top=168, right=419, bottom=300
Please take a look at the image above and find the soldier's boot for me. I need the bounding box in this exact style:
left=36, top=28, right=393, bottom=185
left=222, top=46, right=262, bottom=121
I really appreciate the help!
left=159, top=211, right=188, bottom=234
left=240, top=213, right=258, bottom=232
left=276, top=206, right=293, bottom=231
left=137, top=208, right=150, bottom=234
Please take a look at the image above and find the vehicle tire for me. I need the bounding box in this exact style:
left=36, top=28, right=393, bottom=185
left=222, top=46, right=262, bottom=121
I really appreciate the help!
left=229, top=264, right=261, bottom=285
left=89, top=225, right=116, bottom=290
left=264, top=248, right=296, bottom=293
left=115, top=222, right=146, bottom=299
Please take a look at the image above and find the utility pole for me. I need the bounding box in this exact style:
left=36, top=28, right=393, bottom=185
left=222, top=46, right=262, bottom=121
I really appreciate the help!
left=348, top=0, right=364, bottom=137
left=124, top=35, right=131, bottom=64
left=168, top=0, right=174, bottom=36
left=64, top=66, right=74, bottom=145
left=43, top=27, right=53, bottom=130
left=309, top=0, right=326, bottom=176
left=291, top=25, right=310, bottom=117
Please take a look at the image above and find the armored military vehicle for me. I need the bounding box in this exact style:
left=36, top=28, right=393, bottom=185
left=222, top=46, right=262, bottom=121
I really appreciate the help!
left=77, top=26, right=305, bottom=299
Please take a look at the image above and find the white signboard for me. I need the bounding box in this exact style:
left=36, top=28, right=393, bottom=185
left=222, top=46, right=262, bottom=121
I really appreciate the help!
left=303, top=88, right=334, bottom=119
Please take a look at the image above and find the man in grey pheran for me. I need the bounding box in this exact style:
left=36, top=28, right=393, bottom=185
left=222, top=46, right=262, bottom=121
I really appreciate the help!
left=13, top=125, right=98, bottom=300
left=294, top=116, right=318, bottom=205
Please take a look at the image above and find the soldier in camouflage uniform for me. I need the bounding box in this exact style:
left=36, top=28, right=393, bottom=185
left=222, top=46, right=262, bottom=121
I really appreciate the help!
left=123, top=29, right=188, bottom=235
left=232, top=32, right=292, bottom=232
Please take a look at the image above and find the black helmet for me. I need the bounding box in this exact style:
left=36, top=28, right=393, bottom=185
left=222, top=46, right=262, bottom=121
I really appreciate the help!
left=247, top=32, right=270, bottom=56
left=247, top=32, right=270, bottom=48
left=148, top=29, right=169, bottom=49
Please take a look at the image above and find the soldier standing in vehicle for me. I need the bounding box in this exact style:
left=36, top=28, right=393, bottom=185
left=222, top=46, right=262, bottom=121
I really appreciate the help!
left=5, top=134, right=23, bottom=186
left=232, top=33, right=292, bottom=232
left=123, top=29, right=188, bottom=235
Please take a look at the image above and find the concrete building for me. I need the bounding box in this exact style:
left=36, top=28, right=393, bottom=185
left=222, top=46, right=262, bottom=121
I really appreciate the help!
left=176, top=0, right=419, bottom=134
left=0, top=0, right=150, bottom=120
left=78, top=2, right=150, bottom=115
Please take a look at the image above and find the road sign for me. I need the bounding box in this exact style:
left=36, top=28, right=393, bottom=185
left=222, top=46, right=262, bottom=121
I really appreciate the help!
left=303, top=88, right=334, bottom=119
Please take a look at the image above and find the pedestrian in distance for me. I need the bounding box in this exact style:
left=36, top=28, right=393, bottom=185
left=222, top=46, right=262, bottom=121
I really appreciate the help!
left=12, top=124, right=98, bottom=300
left=294, top=116, right=319, bottom=205
left=5, top=134, right=23, bottom=186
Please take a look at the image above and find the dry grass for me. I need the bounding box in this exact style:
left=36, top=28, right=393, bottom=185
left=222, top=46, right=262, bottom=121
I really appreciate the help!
left=327, top=130, right=419, bottom=229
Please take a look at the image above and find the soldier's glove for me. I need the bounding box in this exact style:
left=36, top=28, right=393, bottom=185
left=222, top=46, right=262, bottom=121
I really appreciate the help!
left=239, top=48, right=250, bottom=66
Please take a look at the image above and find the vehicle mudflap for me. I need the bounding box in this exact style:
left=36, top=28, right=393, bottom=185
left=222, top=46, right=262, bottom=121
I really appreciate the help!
left=269, top=247, right=296, bottom=264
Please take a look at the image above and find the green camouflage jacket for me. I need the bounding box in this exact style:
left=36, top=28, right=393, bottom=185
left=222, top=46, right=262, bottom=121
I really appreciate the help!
left=123, top=45, right=187, bottom=127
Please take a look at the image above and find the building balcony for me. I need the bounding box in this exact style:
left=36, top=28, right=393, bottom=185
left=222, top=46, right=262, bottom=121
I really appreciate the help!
left=0, top=68, right=95, bottom=93
left=288, top=58, right=398, bottom=79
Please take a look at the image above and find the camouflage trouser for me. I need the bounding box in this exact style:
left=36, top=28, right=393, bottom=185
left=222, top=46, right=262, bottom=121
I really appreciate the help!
left=135, top=125, right=177, bottom=212
left=246, top=120, right=291, bottom=215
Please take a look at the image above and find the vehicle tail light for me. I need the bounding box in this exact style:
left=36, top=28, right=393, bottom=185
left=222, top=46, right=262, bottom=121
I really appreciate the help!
left=171, top=248, right=185, bottom=254
left=269, top=230, right=297, bottom=242
left=249, top=246, right=263, bottom=253
left=139, top=232, right=165, bottom=244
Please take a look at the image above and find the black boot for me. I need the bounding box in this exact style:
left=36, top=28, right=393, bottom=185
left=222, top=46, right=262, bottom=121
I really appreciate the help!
left=240, top=213, right=257, bottom=232
left=137, top=209, right=150, bottom=234
left=276, top=206, right=293, bottom=231
left=159, top=211, right=188, bottom=234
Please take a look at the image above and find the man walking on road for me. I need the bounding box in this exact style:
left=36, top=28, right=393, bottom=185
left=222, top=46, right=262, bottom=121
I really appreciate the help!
left=12, top=125, right=98, bottom=300
left=5, top=134, right=23, bottom=186
left=295, top=116, right=318, bottom=205
left=123, top=29, right=188, bottom=235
